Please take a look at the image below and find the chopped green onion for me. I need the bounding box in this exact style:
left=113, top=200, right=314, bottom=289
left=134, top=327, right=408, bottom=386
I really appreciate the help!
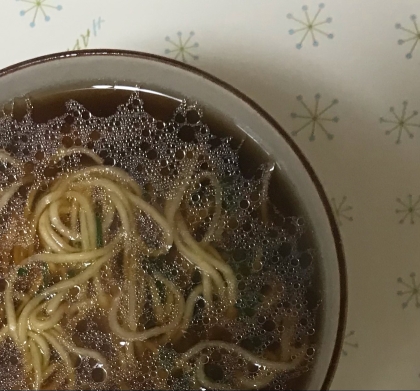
left=41, top=262, right=50, bottom=287
left=17, top=267, right=28, bottom=276
left=37, top=263, right=50, bottom=294
left=96, top=213, right=103, bottom=248
left=67, top=269, right=77, bottom=278
left=235, top=291, right=263, bottom=318
left=155, top=279, right=166, bottom=302
left=158, top=346, right=177, bottom=370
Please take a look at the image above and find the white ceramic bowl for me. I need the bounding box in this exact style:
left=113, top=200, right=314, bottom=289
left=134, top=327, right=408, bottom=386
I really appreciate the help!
left=0, top=50, right=346, bottom=390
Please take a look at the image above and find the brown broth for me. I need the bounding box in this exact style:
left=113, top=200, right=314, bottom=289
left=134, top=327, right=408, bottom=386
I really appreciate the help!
left=0, top=84, right=323, bottom=390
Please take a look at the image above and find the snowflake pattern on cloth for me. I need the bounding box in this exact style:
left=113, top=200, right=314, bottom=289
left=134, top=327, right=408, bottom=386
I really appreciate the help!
left=396, top=15, right=420, bottom=59
left=290, top=94, right=339, bottom=140
left=16, top=0, right=62, bottom=27
left=287, top=3, right=333, bottom=49
left=396, top=195, right=420, bottom=224
left=164, top=31, right=199, bottom=63
left=380, top=101, right=420, bottom=144
left=342, top=330, right=358, bottom=356
left=397, top=273, right=420, bottom=309
left=331, top=196, right=353, bottom=226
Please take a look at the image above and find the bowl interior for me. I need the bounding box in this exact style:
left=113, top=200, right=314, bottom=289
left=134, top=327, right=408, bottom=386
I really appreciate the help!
left=0, top=51, right=346, bottom=390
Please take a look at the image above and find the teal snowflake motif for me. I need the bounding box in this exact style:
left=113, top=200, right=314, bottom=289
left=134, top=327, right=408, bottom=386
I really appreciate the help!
left=396, top=195, right=420, bottom=224
left=291, top=94, right=339, bottom=140
left=17, top=0, right=62, bottom=28
left=331, top=196, right=353, bottom=226
left=397, top=272, right=420, bottom=309
left=342, top=330, right=358, bottom=356
left=396, top=15, right=420, bottom=59
left=380, top=101, right=420, bottom=144
left=165, top=31, right=199, bottom=63
left=287, top=3, right=333, bottom=49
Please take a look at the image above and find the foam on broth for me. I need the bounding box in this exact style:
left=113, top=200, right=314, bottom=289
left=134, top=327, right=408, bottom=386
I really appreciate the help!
left=0, top=85, right=322, bottom=390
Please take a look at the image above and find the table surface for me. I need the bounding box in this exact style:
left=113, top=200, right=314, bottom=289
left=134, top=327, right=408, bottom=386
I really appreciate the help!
left=1, top=1, right=420, bottom=389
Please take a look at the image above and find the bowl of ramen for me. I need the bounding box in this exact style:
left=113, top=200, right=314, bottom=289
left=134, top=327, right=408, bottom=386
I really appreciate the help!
left=0, top=50, right=346, bottom=390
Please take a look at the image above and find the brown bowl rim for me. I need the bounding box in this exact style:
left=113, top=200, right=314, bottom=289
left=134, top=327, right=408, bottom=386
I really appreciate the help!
left=0, top=49, right=347, bottom=390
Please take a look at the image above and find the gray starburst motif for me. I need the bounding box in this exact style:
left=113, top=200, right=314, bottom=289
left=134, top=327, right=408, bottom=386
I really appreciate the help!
left=287, top=3, right=333, bottom=49
left=397, top=272, right=420, bottom=309
left=165, top=32, right=199, bottom=63
left=17, top=0, right=62, bottom=28
left=380, top=101, right=420, bottom=144
left=342, top=330, right=358, bottom=356
left=396, top=15, right=420, bottom=59
left=291, top=94, right=339, bottom=140
left=396, top=195, right=420, bottom=224
left=331, top=196, right=353, bottom=226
